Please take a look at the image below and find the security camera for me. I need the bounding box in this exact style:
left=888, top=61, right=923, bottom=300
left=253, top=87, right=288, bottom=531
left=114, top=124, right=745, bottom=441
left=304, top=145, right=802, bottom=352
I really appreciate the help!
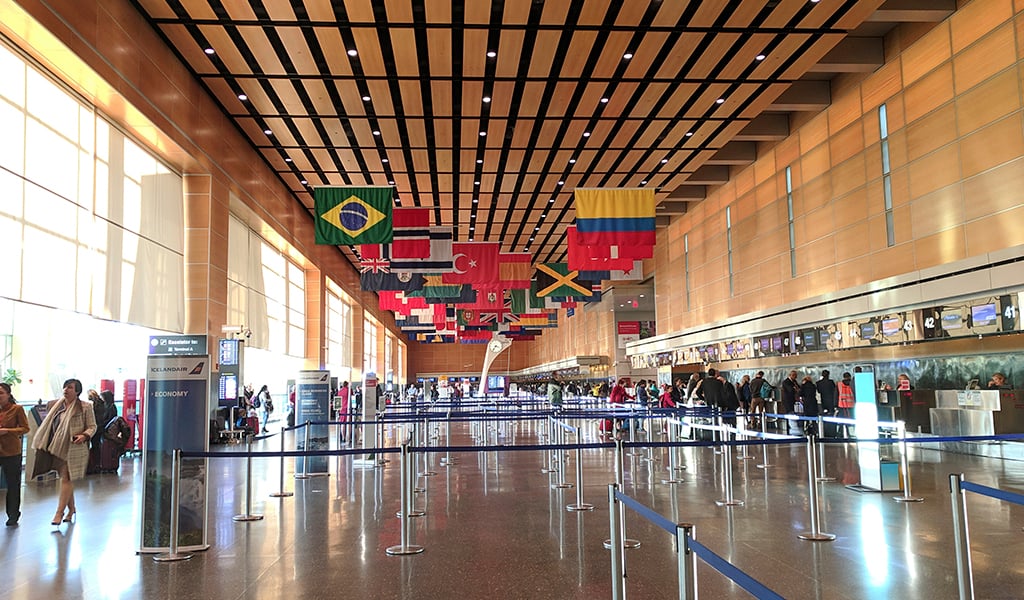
left=244, top=329, right=252, bottom=339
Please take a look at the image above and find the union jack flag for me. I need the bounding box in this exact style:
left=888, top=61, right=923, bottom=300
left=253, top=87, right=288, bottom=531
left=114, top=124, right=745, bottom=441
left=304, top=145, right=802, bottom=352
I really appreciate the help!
left=360, top=258, right=390, bottom=274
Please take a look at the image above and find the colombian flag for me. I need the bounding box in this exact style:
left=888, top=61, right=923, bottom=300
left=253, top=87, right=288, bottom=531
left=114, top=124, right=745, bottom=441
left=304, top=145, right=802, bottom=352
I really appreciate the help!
left=574, top=188, right=656, bottom=247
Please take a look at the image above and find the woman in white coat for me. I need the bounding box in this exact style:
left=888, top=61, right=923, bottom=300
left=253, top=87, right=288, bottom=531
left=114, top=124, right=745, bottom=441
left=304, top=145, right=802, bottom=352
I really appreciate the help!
left=33, top=378, right=96, bottom=526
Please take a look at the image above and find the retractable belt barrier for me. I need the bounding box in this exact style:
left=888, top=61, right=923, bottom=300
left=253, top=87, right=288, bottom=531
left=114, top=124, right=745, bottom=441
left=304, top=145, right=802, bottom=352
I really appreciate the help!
left=949, top=474, right=1024, bottom=600
left=608, top=483, right=785, bottom=600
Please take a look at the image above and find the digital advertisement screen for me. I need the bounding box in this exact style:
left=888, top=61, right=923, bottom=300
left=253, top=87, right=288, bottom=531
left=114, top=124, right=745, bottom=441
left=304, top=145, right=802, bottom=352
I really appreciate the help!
left=802, top=330, right=817, bottom=350
left=882, top=318, right=901, bottom=336
left=859, top=322, right=876, bottom=338
left=941, top=310, right=964, bottom=331
left=771, top=336, right=783, bottom=352
left=487, top=375, right=506, bottom=391
left=971, top=303, right=997, bottom=328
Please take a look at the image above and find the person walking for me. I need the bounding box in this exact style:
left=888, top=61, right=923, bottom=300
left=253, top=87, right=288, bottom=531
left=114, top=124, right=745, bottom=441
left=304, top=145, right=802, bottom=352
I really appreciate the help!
left=0, top=383, right=29, bottom=526
left=32, top=379, right=97, bottom=527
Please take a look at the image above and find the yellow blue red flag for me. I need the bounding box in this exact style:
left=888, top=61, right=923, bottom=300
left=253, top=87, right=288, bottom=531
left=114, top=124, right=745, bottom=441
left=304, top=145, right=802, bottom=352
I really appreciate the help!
left=574, top=188, right=656, bottom=247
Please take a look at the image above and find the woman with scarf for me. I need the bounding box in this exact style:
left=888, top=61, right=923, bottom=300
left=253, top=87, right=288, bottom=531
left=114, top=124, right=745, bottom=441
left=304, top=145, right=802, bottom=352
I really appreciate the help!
left=32, top=378, right=97, bottom=526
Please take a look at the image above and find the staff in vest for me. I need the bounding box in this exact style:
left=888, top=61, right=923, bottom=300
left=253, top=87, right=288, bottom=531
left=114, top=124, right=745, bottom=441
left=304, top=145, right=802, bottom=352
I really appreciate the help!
left=837, top=372, right=855, bottom=438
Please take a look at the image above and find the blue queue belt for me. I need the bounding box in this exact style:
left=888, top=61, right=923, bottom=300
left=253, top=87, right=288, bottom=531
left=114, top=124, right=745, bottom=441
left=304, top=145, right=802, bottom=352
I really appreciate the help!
left=960, top=480, right=1024, bottom=505
left=612, top=489, right=677, bottom=535
left=687, top=538, right=786, bottom=600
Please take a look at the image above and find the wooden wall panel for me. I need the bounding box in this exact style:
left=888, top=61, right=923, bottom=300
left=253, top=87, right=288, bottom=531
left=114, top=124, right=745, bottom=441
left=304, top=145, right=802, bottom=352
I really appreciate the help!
left=964, top=202, right=1024, bottom=254
left=962, top=157, right=1024, bottom=220
left=903, top=64, right=954, bottom=124
left=950, top=0, right=1015, bottom=54
left=953, top=24, right=1017, bottom=93
left=956, top=68, right=1020, bottom=134
left=900, top=22, right=952, bottom=86
left=960, top=113, right=1024, bottom=178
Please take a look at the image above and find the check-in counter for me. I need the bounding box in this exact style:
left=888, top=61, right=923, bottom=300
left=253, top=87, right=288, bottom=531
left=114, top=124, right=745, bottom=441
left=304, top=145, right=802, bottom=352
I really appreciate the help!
left=876, top=390, right=935, bottom=433
left=930, top=390, right=1024, bottom=436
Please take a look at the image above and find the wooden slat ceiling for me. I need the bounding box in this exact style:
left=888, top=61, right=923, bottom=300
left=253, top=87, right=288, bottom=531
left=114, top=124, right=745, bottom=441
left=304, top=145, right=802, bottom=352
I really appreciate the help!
left=131, top=0, right=951, bottom=270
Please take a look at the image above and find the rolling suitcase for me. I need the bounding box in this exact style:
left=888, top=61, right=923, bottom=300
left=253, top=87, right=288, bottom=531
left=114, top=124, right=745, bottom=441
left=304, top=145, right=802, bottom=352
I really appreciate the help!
left=99, top=438, right=122, bottom=473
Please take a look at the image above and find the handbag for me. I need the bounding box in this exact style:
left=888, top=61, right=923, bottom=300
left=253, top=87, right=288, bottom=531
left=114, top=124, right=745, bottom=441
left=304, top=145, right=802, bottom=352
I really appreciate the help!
left=31, top=448, right=57, bottom=479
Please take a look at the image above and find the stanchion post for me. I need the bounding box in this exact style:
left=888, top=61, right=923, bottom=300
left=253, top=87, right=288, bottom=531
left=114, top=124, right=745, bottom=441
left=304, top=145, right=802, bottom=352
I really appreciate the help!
left=715, top=441, right=743, bottom=507
left=295, top=421, right=312, bottom=480
left=386, top=443, right=424, bottom=555
left=662, top=421, right=683, bottom=485
left=894, top=420, right=923, bottom=503
left=233, top=434, right=264, bottom=522
left=153, top=448, right=193, bottom=562
left=798, top=435, right=834, bottom=541
left=949, top=473, right=975, bottom=600
left=608, top=484, right=625, bottom=600
left=757, top=416, right=772, bottom=469
left=567, top=428, right=594, bottom=512
left=604, top=439, right=641, bottom=550
left=376, top=412, right=389, bottom=466
left=815, top=416, right=835, bottom=482
left=270, top=429, right=293, bottom=498
left=675, top=523, right=696, bottom=600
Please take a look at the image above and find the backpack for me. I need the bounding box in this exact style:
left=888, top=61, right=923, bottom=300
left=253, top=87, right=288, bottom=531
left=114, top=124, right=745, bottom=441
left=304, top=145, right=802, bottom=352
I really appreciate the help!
left=760, top=381, right=774, bottom=399
left=252, top=396, right=261, bottom=408
left=103, top=416, right=132, bottom=449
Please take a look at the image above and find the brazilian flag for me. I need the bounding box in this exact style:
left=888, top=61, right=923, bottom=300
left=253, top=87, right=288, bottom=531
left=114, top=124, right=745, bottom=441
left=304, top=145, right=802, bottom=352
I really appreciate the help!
left=314, top=186, right=393, bottom=245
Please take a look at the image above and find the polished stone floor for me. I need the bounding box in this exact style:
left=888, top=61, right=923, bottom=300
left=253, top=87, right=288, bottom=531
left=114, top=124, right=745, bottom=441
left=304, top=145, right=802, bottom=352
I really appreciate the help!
left=2, top=414, right=1023, bottom=600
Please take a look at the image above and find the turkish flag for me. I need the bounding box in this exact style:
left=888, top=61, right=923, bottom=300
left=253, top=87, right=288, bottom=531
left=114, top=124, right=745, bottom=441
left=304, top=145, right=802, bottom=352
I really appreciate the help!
left=442, top=242, right=500, bottom=284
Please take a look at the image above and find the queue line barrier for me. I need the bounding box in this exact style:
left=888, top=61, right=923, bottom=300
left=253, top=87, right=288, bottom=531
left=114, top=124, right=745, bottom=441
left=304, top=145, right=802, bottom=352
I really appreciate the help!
left=608, top=483, right=784, bottom=600
left=949, top=474, right=1024, bottom=600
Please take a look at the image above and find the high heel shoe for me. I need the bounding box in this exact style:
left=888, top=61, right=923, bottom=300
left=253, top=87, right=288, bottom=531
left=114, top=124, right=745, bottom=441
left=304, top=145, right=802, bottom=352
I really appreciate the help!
left=63, top=511, right=76, bottom=523
left=51, top=512, right=63, bottom=526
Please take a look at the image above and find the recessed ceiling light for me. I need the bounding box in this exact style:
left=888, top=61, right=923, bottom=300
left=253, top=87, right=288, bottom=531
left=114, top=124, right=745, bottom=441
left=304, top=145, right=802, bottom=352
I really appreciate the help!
left=600, top=97, right=609, bottom=103
left=476, top=159, right=483, bottom=164
left=264, top=129, right=272, bottom=135
left=755, top=54, right=766, bottom=61
left=483, top=96, right=491, bottom=103
left=583, top=132, right=591, bottom=137
left=623, top=53, right=633, bottom=60
left=479, top=131, right=486, bottom=136
left=388, top=180, right=395, bottom=185
left=529, top=237, right=535, bottom=241
left=716, top=98, right=725, bottom=104
left=284, top=157, right=292, bottom=162
left=373, top=130, right=381, bottom=136
left=469, top=238, right=474, bottom=241
left=472, top=198, right=479, bottom=203
left=347, top=49, right=357, bottom=57
left=300, top=179, right=307, bottom=185
left=474, top=181, right=480, bottom=185
left=470, top=226, right=475, bottom=231
left=382, top=158, right=389, bottom=163
left=639, top=294, right=645, bottom=298
left=569, top=159, right=576, bottom=164
left=204, top=48, right=215, bottom=55
left=362, top=95, right=371, bottom=101
left=640, top=180, right=648, bottom=185
left=548, top=198, right=555, bottom=203
left=487, top=51, right=497, bottom=58
left=237, top=94, right=247, bottom=101
left=534, top=226, right=539, bottom=231
left=685, top=132, right=694, bottom=137
left=541, top=213, right=547, bottom=218
left=661, top=159, right=668, bottom=164
left=557, top=181, right=564, bottom=185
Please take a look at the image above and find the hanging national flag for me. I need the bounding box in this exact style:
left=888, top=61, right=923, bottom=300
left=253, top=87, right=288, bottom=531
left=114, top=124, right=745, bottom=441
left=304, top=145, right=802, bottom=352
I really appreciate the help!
left=574, top=188, right=655, bottom=247
left=391, top=207, right=432, bottom=259
left=378, top=291, right=429, bottom=314
left=359, top=257, right=391, bottom=274
left=509, top=289, right=528, bottom=315
left=390, top=226, right=454, bottom=273
left=528, top=279, right=546, bottom=309
left=566, top=226, right=644, bottom=271
left=459, top=286, right=505, bottom=312
left=534, top=263, right=595, bottom=298
left=360, top=271, right=426, bottom=292
left=421, top=284, right=477, bottom=305
left=314, top=186, right=393, bottom=245
left=442, top=242, right=501, bottom=284
left=499, top=252, right=532, bottom=289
